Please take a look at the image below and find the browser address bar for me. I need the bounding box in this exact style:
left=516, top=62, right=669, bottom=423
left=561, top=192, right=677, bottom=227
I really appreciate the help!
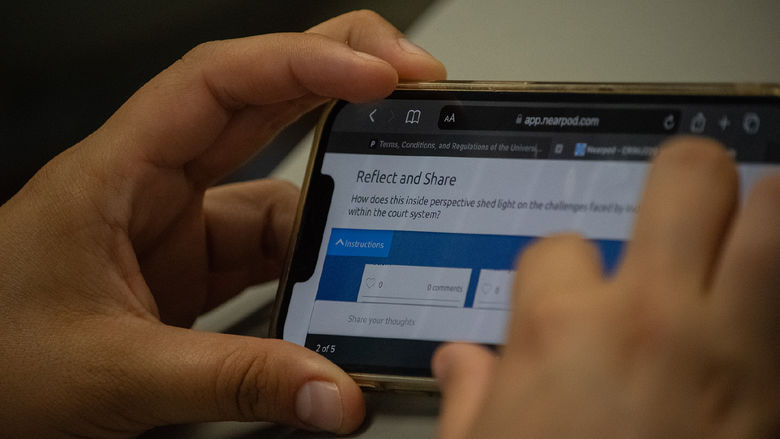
left=437, top=105, right=680, bottom=134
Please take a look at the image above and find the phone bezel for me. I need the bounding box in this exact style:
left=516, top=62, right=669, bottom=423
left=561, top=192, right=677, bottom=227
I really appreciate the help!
left=270, top=80, right=779, bottom=392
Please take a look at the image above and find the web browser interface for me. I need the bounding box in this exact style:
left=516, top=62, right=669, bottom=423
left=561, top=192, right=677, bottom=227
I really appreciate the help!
left=280, top=91, right=780, bottom=376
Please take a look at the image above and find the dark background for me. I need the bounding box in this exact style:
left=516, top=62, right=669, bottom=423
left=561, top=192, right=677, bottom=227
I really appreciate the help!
left=1, top=1, right=437, bottom=204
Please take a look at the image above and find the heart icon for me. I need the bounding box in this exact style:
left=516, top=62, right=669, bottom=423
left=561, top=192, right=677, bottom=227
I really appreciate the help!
left=365, top=277, right=376, bottom=288
left=481, top=283, right=492, bottom=295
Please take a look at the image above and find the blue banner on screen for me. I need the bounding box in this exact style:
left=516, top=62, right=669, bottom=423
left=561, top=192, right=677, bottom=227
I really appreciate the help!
left=317, top=228, right=623, bottom=307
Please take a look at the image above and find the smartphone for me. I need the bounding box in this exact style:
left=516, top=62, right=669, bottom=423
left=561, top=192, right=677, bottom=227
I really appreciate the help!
left=270, top=81, right=780, bottom=391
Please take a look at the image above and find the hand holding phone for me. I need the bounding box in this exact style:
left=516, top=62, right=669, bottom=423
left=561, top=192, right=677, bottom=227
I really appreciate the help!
left=0, top=12, right=448, bottom=437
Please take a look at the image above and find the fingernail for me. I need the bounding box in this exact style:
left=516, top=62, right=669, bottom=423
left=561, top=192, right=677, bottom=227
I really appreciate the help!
left=398, top=37, right=431, bottom=56
left=295, top=381, right=343, bottom=432
left=353, top=49, right=386, bottom=64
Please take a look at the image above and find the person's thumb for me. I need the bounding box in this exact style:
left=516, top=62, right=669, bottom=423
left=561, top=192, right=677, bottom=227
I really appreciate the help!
left=432, top=343, right=497, bottom=439
left=116, top=321, right=365, bottom=434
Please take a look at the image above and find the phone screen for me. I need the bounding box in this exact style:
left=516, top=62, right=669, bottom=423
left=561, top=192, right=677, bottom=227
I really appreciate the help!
left=275, top=87, right=780, bottom=378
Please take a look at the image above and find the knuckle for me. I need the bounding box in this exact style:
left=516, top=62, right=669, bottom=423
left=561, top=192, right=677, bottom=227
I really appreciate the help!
left=265, top=180, right=301, bottom=212
left=268, top=179, right=301, bottom=202
left=184, top=40, right=221, bottom=63
left=277, top=178, right=302, bottom=194
left=295, top=32, right=329, bottom=50
left=618, top=287, right=692, bottom=354
left=347, top=9, right=384, bottom=23
left=214, top=348, right=279, bottom=421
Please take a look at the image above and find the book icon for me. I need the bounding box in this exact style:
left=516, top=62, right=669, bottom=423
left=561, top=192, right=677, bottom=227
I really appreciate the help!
left=574, top=142, right=587, bottom=157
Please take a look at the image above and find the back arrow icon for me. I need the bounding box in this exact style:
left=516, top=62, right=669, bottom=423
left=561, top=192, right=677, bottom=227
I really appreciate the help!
left=369, top=109, right=377, bottom=123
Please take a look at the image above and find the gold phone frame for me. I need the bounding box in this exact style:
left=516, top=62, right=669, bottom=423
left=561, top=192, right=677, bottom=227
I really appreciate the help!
left=270, top=80, right=779, bottom=392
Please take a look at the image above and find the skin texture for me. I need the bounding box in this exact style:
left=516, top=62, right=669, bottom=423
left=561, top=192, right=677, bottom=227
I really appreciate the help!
left=0, top=10, right=445, bottom=438
left=433, top=138, right=780, bottom=438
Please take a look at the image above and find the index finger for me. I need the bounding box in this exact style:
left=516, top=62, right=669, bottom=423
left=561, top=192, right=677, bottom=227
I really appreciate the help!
left=97, top=32, right=397, bottom=173
left=90, top=11, right=445, bottom=180
left=619, top=137, right=738, bottom=293
left=307, top=10, right=447, bottom=80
